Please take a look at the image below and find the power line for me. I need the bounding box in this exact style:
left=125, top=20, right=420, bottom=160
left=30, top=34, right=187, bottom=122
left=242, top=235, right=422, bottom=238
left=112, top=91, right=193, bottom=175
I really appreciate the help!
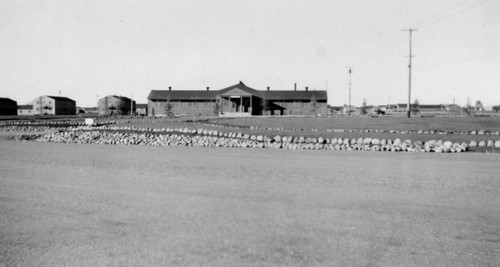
left=355, top=71, right=401, bottom=90
left=415, top=52, right=500, bottom=68
left=416, top=0, right=492, bottom=28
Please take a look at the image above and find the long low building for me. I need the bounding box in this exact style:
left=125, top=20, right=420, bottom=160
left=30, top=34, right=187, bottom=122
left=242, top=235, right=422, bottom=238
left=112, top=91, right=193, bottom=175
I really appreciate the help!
left=147, top=81, right=328, bottom=116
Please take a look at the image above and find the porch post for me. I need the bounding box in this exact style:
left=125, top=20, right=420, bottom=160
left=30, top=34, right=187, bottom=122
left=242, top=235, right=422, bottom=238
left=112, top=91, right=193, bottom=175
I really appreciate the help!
left=250, top=96, right=252, bottom=114
left=240, top=97, right=242, bottom=112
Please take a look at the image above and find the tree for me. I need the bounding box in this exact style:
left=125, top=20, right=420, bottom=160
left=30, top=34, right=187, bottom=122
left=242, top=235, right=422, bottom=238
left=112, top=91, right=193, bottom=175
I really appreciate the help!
left=164, top=98, right=174, bottom=118
left=464, top=98, right=474, bottom=116
left=411, top=99, right=420, bottom=116
left=475, top=100, right=484, bottom=111
left=213, top=100, right=221, bottom=116
left=360, top=98, right=368, bottom=115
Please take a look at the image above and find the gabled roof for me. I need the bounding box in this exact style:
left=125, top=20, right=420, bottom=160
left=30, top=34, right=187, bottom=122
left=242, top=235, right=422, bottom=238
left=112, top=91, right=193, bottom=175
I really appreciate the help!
left=148, top=90, right=219, bottom=100
left=219, top=82, right=263, bottom=97
left=0, top=97, right=16, bottom=102
left=105, top=95, right=132, bottom=101
left=46, top=96, right=75, bottom=102
left=262, top=90, right=327, bottom=101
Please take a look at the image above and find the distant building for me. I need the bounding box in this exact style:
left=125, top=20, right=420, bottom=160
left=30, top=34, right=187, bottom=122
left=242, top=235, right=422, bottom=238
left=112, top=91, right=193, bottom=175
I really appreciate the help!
left=136, top=103, right=148, bottom=116
left=17, top=105, right=34, bottom=115
left=328, top=105, right=344, bottom=114
left=342, top=105, right=358, bottom=114
left=394, top=103, right=461, bottom=114
left=97, top=95, right=136, bottom=115
left=77, top=107, right=98, bottom=114
left=147, top=81, right=328, bottom=117
left=0, top=98, right=17, bottom=115
left=31, top=96, right=76, bottom=115
left=444, top=104, right=462, bottom=113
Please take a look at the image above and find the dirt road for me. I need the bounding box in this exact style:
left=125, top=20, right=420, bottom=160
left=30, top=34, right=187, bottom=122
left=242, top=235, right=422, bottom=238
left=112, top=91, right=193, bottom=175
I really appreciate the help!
left=1, top=140, right=499, bottom=266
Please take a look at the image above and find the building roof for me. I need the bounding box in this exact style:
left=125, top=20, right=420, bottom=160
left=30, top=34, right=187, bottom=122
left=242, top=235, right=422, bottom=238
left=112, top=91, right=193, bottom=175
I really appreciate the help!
left=148, top=82, right=328, bottom=101
left=99, top=95, right=133, bottom=101
left=219, top=82, right=263, bottom=97
left=46, top=96, right=76, bottom=102
left=419, top=104, right=445, bottom=109
left=148, top=90, right=220, bottom=100
left=0, top=97, right=16, bottom=102
left=136, top=103, right=148, bottom=108
left=18, top=105, right=33, bottom=109
left=262, top=90, right=327, bottom=101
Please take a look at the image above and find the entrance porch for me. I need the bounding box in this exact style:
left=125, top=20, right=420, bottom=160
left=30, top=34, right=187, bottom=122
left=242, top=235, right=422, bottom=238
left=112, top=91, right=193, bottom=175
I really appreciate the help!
left=220, top=95, right=262, bottom=116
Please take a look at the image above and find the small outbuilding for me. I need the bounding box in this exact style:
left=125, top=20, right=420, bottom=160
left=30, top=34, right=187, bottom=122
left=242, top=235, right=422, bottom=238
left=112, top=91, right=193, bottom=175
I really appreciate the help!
left=97, top=95, right=136, bottom=116
left=136, top=103, right=148, bottom=116
left=17, top=105, right=34, bottom=115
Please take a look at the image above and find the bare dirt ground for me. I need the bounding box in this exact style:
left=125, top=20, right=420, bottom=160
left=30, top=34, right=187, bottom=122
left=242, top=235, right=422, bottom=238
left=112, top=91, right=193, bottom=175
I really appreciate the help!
left=1, top=140, right=499, bottom=266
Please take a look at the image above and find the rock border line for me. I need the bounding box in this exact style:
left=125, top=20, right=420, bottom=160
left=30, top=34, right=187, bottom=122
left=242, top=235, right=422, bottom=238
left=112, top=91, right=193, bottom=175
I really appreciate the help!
left=15, top=125, right=500, bottom=153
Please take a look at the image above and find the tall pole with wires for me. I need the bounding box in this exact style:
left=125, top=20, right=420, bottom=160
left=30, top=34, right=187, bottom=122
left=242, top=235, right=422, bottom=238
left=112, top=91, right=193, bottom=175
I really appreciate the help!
left=348, top=67, right=353, bottom=116
left=403, top=28, right=417, bottom=118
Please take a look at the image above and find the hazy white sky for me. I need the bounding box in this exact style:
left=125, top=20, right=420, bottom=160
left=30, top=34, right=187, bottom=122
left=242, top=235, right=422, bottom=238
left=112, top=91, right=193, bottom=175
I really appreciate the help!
left=1, top=0, right=499, bottom=107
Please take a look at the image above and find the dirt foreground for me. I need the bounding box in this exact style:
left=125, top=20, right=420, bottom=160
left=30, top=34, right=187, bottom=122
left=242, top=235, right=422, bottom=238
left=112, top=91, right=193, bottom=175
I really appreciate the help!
left=1, top=140, right=499, bottom=266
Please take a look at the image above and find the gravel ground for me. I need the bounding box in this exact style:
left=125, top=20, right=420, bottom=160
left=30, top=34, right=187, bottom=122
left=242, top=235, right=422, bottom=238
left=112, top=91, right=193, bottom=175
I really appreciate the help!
left=0, top=140, right=499, bottom=266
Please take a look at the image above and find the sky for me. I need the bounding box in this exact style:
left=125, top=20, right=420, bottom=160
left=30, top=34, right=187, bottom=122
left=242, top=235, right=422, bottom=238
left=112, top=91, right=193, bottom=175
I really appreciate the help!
left=1, top=0, right=499, bottom=107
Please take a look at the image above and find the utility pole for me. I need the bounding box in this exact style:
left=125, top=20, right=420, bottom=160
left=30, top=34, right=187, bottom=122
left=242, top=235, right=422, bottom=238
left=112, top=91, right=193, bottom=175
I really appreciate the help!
left=403, top=28, right=417, bottom=118
left=348, top=67, right=353, bottom=116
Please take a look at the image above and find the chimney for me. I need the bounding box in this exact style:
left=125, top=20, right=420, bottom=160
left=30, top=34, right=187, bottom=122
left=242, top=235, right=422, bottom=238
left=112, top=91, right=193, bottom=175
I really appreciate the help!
left=294, top=83, right=297, bottom=91
left=206, top=87, right=209, bottom=91
left=267, top=86, right=270, bottom=91
left=239, top=81, right=244, bottom=85
left=169, top=86, right=172, bottom=91
left=305, top=87, right=309, bottom=91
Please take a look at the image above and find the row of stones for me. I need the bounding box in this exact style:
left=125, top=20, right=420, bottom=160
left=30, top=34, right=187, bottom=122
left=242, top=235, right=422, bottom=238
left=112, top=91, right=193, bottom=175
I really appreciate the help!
left=198, top=121, right=500, bottom=136
left=114, top=117, right=488, bottom=136
left=0, top=126, right=57, bottom=132
left=0, top=120, right=116, bottom=127
left=17, top=128, right=497, bottom=153
left=68, top=125, right=500, bottom=149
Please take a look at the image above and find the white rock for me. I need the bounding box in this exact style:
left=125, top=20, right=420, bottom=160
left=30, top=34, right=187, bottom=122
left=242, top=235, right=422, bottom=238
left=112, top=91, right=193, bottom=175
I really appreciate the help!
left=443, top=141, right=453, bottom=148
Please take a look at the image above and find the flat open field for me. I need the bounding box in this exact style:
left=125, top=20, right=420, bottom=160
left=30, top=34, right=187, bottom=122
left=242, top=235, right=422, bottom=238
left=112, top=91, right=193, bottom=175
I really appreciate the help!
left=215, top=116, right=500, bottom=132
left=1, top=140, right=499, bottom=266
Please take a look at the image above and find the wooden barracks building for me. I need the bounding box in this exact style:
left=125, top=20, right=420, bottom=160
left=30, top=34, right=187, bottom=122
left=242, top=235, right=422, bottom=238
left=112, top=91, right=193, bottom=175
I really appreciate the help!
left=147, top=81, right=328, bottom=116
left=0, top=97, right=17, bottom=115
